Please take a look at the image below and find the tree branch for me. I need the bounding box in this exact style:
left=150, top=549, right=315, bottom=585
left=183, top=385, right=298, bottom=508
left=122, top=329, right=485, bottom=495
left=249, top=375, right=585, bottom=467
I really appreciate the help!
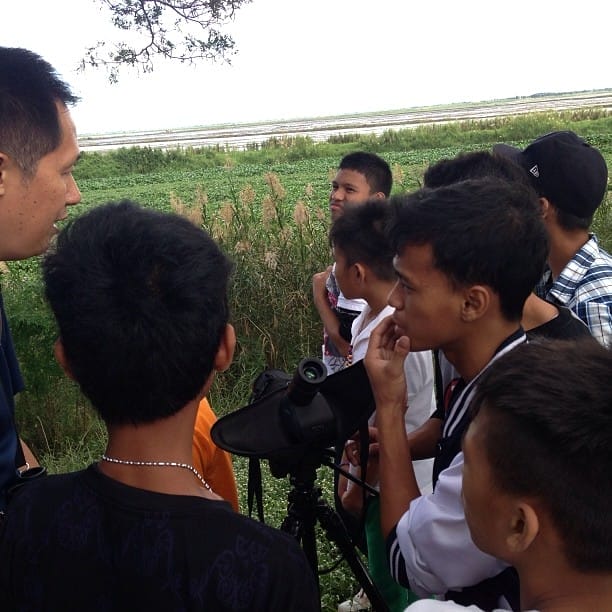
left=79, top=0, right=252, bottom=82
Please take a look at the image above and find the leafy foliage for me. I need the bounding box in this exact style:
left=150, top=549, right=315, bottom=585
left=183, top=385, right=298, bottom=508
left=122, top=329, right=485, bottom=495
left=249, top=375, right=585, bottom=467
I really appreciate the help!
left=80, top=0, right=252, bottom=82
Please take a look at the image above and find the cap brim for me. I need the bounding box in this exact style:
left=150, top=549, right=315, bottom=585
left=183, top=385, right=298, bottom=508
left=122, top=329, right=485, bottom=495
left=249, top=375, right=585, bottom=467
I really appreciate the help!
left=492, top=143, right=523, bottom=162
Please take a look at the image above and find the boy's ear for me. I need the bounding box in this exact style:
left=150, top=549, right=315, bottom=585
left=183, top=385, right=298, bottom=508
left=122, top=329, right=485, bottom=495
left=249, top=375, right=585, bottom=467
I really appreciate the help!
left=506, top=501, right=540, bottom=555
left=461, top=285, right=490, bottom=322
left=353, top=262, right=366, bottom=283
left=53, top=338, right=75, bottom=380
left=214, top=324, right=236, bottom=373
left=539, top=196, right=551, bottom=219
left=371, top=191, right=386, bottom=200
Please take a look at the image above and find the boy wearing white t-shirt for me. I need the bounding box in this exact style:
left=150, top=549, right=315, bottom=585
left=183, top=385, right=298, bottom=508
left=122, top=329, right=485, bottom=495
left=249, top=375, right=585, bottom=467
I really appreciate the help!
left=330, top=199, right=436, bottom=612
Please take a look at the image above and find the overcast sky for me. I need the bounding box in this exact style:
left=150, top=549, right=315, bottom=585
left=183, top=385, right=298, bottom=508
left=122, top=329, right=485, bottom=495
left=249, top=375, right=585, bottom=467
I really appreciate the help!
left=4, top=0, right=611, bottom=135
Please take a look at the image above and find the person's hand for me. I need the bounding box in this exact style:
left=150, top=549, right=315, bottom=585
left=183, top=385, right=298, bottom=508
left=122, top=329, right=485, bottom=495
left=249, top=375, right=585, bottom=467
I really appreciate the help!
left=312, top=266, right=332, bottom=296
left=364, top=453, right=380, bottom=486
left=328, top=329, right=351, bottom=359
left=312, top=266, right=351, bottom=357
left=345, top=426, right=379, bottom=467
left=364, top=315, right=410, bottom=416
left=367, top=426, right=380, bottom=458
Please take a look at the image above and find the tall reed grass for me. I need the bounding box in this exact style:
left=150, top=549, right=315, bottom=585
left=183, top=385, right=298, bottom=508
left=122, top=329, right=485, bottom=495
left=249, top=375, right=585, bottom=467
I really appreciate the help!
left=2, top=167, right=359, bottom=609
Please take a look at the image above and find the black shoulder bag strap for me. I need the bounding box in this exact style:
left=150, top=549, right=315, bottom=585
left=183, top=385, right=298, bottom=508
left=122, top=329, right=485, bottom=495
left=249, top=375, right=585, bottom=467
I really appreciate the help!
left=247, top=457, right=265, bottom=522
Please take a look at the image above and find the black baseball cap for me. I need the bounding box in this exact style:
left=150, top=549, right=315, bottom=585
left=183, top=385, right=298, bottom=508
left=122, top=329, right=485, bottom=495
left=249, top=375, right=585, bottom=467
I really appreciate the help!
left=493, top=131, right=608, bottom=218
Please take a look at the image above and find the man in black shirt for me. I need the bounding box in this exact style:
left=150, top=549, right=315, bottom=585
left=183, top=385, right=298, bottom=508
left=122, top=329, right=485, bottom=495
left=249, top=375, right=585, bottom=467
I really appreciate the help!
left=0, top=201, right=318, bottom=611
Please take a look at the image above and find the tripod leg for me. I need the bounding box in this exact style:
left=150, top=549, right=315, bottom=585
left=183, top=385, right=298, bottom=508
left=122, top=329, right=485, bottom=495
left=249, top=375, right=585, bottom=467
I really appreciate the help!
left=280, top=486, right=322, bottom=610
left=316, top=496, right=390, bottom=612
left=281, top=511, right=320, bottom=591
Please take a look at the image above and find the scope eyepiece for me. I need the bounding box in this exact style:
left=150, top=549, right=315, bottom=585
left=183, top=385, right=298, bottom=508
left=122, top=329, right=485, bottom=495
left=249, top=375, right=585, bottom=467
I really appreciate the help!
left=281, top=357, right=332, bottom=444
left=288, top=358, right=327, bottom=406
left=299, top=358, right=327, bottom=383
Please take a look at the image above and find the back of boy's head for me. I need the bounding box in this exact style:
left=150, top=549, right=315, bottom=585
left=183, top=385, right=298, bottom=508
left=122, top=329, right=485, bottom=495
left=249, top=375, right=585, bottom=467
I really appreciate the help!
left=329, top=199, right=395, bottom=282
left=43, top=200, right=233, bottom=426
left=423, top=151, right=531, bottom=190
left=388, top=178, right=548, bottom=321
left=471, top=338, right=612, bottom=572
left=338, top=152, right=393, bottom=197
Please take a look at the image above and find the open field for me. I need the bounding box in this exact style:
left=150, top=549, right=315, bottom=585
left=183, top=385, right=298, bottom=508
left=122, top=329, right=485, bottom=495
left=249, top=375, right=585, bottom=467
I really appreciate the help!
left=4, top=103, right=612, bottom=611
left=79, top=89, right=612, bottom=152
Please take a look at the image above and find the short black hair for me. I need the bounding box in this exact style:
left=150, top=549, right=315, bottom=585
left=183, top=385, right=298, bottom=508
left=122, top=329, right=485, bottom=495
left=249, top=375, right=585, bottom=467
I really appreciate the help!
left=470, top=338, right=612, bottom=572
left=338, top=152, right=393, bottom=197
left=0, top=47, right=79, bottom=176
left=423, top=151, right=531, bottom=189
left=43, top=200, right=233, bottom=425
left=329, top=199, right=395, bottom=282
left=388, top=178, right=548, bottom=321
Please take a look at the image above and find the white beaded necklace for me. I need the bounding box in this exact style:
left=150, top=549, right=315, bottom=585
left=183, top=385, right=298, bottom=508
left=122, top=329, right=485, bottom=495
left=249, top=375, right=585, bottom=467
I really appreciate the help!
left=101, top=454, right=211, bottom=491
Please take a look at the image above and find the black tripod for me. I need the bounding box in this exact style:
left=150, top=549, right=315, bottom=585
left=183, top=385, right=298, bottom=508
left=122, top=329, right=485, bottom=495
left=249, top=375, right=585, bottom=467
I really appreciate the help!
left=273, top=450, right=389, bottom=612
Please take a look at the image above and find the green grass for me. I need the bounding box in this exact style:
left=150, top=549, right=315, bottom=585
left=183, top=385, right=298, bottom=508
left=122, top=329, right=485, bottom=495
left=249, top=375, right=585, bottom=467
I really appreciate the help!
left=3, top=106, right=612, bottom=610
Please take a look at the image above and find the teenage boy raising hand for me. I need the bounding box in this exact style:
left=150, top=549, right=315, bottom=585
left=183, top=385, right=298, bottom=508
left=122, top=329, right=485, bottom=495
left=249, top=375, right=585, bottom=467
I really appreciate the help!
left=313, top=152, right=392, bottom=373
